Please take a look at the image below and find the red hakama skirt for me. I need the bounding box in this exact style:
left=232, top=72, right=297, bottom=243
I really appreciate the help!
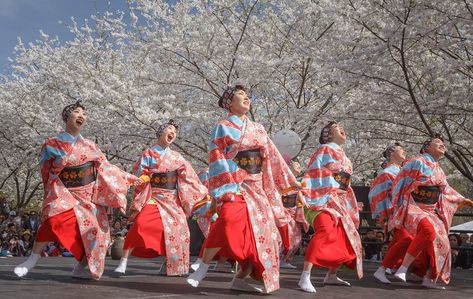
left=304, top=211, right=356, bottom=270
left=204, top=195, right=264, bottom=280
left=381, top=227, right=413, bottom=269
left=123, top=204, right=166, bottom=258
left=35, top=208, right=85, bottom=261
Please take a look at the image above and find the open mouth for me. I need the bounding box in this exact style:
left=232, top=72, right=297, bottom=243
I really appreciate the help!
left=76, top=118, right=84, bottom=126
left=166, top=133, right=175, bottom=143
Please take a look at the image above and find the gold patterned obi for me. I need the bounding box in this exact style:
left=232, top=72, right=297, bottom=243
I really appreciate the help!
left=333, top=172, right=351, bottom=191
left=150, top=171, right=178, bottom=190
left=233, top=149, right=263, bottom=174
left=411, top=185, right=440, bottom=205
left=59, top=161, right=96, bottom=188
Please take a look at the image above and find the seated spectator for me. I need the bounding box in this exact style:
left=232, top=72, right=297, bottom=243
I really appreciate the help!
left=20, top=230, right=33, bottom=256
left=1, top=211, right=16, bottom=231
left=0, top=196, right=11, bottom=216
left=120, top=217, right=129, bottom=236
left=8, top=235, right=24, bottom=257
left=379, top=242, right=389, bottom=261
left=456, top=233, right=473, bottom=269
left=0, top=229, right=10, bottom=256
left=376, top=231, right=385, bottom=243
left=13, top=209, right=24, bottom=230
left=111, top=219, right=123, bottom=236
left=460, top=233, right=471, bottom=247
left=46, top=242, right=63, bottom=257
left=7, top=223, right=17, bottom=238
left=449, top=233, right=461, bottom=266
left=120, top=216, right=128, bottom=230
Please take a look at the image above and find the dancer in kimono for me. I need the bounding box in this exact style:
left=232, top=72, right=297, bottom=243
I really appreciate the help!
left=186, top=85, right=301, bottom=293
left=14, top=100, right=141, bottom=280
left=278, top=158, right=308, bottom=269
left=114, top=120, right=208, bottom=276
left=391, top=135, right=473, bottom=289
left=368, top=143, right=412, bottom=284
left=298, top=121, right=363, bottom=293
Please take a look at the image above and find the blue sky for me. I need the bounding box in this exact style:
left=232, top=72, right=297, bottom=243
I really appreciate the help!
left=0, top=0, right=131, bottom=74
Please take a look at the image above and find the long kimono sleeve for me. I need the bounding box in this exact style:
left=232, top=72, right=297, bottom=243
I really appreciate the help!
left=262, top=132, right=298, bottom=224
left=177, top=160, right=208, bottom=217
left=368, top=172, right=395, bottom=224
left=208, top=123, right=244, bottom=202
left=39, top=142, right=54, bottom=191
left=441, top=180, right=469, bottom=228
left=132, top=152, right=154, bottom=195
left=391, top=159, right=423, bottom=209
left=130, top=152, right=154, bottom=213
left=302, top=145, right=339, bottom=208
left=92, top=145, right=138, bottom=213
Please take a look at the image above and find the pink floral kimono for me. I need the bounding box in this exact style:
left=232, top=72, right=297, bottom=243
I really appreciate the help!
left=40, top=132, right=138, bottom=280
left=130, top=145, right=208, bottom=276
left=302, top=142, right=363, bottom=278
left=206, top=114, right=298, bottom=293
left=391, top=153, right=469, bottom=283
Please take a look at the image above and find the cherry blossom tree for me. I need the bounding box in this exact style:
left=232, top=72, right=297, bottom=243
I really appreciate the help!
left=0, top=0, right=471, bottom=209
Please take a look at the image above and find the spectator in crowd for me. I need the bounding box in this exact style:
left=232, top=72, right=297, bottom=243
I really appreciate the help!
left=0, top=196, right=11, bottom=215
left=2, top=211, right=17, bottom=231
left=8, top=235, right=23, bottom=257
left=13, top=209, right=24, bottom=230
left=120, top=217, right=129, bottom=235
left=379, top=243, right=389, bottom=261
left=460, top=233, right=471, bottom=247
left=449, top=233, right=462, bottom=266
left=120, top=217, right=128, bottom=229
left=7, top=223, right=17, bottom=238
left=376, top=231, right=385, bottom=243
left=20, top=230, right=33, bottom=256
left=111, top=219, right=123, bottom=236
left=23, top=211, right=40, bottom=232
left=1, top=229, right=7, bottom=240
left=456, top=233, right=473, bottom=269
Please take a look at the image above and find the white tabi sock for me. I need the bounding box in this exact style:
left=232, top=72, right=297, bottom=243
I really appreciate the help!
left=14, top=253, right=40, bottom=277
left=186, top=262, right=209, bottom=287
left=374, top=267, right=391, bottom=284
left=422, top=277, right=445, bottom=290
left=190, top=258, right=202, bottom=272
left=230, top=277, right=263, bottom=293
left=298, top=271, right=316, bottom=293
left=324, top=272, right=351, bottom=286
left=394, top=265, right=408, bottom=282
left=114, top=257, right=128, bottom=274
